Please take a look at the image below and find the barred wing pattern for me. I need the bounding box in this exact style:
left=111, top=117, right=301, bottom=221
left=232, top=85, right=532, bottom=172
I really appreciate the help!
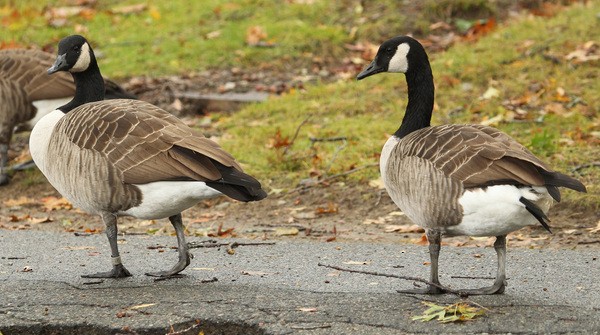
left=55, top=99, right=241, bottom=185
left=397, top=124, right=550, bottom=189
left=0, top=49, right=75, bottom=101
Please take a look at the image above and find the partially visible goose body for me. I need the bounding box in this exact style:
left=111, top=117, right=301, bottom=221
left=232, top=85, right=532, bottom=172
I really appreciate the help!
left=30, top=35, right=267, bottom=278
left=0, top=48, right=135, bottom=185
left=357, top=36, right=586, bottom=295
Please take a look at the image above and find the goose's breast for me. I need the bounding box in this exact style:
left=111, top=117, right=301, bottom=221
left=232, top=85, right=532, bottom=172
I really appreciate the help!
left=29, top=109, right=65, bottom=174
left=383, top=152, right=464, bottom=228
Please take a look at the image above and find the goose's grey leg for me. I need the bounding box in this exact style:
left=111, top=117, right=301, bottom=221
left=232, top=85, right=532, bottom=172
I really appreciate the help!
left=0, top=143, right=10, bottom=186
left=398, top=229, right=446, bottom=294
left=458, top=235, right=507, bottom=295
left=146, top=213, right=192, bottom=277
left=82, top=213, right=131, bottom=278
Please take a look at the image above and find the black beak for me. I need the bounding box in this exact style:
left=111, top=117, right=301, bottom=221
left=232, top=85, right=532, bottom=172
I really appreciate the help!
left=357, top=58, right=385, bottom=80
left=47, top=54, right=68, bottom=74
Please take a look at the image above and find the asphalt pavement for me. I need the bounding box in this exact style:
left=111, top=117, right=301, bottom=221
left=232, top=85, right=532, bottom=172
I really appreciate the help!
left=1, top=230, right=599, bottom=334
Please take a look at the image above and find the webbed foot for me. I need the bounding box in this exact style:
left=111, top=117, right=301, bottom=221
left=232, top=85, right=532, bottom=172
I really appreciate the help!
left=145, top=251, right=191, bottom=278
left=457, top=278, right=506, bottom=296
left=82, top=264, right=132, bottom=278
left=398, top=284, right=447, bottom=295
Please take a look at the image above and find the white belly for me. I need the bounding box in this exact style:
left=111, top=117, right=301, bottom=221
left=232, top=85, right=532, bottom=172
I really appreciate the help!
left=446, top=185, right=553, bottom=237
left=119, top=181, right=223, bottom=219
left=29, top=109, right=65, bottom=174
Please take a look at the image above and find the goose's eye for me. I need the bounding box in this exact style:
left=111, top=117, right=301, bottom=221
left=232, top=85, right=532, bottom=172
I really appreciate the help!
left=72, top=45, right=80, bottom=51
left=386, top=47, right=394, bottom=53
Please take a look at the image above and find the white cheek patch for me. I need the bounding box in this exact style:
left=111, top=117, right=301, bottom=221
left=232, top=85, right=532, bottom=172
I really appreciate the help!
left=71, top=42, right=91, bottom=72
left=388, top=43, right=410, bottom=73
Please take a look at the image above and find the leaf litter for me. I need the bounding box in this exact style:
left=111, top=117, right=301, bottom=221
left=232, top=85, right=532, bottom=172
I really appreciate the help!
left=412, top=301, right=486, bottom=323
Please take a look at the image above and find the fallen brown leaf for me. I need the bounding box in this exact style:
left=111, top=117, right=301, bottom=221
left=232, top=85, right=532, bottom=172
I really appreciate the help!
left=41, top=196, right=73, bottom=211
left=246, top=25, right=267, bottom=46
left=27, top=216, right=53, bottom=224
left=384, top=224, right=424, bottom=233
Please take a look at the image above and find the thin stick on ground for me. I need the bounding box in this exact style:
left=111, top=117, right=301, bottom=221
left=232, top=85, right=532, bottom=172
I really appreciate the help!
left=317, top=263, right=465, bottom=296
left=309, top=136, right=347, bottom=142
left=187, top=240, right=276, bottom=249
left=571, top=162, right=600, bottom=173
left=283, top=115, right=311, bottom=156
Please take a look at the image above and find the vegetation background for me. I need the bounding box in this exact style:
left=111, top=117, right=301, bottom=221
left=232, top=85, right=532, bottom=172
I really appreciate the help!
left=1, top=0, right=598, bottom=245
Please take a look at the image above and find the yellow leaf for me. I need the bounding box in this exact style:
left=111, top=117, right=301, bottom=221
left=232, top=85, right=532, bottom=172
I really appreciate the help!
left=274, top=227, right=299, bottom=236
left=28, top=216, right=53, bottom=224
left=149, top=5, right=160, bottom=20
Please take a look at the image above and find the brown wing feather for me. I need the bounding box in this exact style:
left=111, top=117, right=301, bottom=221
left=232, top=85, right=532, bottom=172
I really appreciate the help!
left=0, top=49, right=75, bottom=100
left=398, top=124, right=550, bottom=188
left=57, top=99, right=241, bottom=185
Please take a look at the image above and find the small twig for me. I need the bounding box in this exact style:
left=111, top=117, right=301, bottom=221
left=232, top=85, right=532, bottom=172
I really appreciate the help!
left=283, top=116, right=311, bottom=155
left=372, top=189, right=384, bottom=209
left=309, top=137, right=347, bottom=143
left=82, top=280, right=104, bottom=285
left=200, top=277, right=218, bottom=283
left=166, top=320, right=202, bottom=335
left=325, top=140, right=347, bottom=173
left=571, top=162, right=600, bottom=173
left=577, top=240, right=600, bottom=245
left=308, top=136, right=348, bottom=174
left=450, top=275, right=497, bottom=280
left=290, top=324, right=332, bottom=330
left=153, top=274, right=185, bottom=282
left=187, top=241, right=275, bottom=249
left=317, top=263, right=464, bottom=296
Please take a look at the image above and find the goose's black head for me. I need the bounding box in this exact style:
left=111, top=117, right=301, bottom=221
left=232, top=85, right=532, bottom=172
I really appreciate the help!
left=48, top=35, right=95, bottom=75
left=357, top=36, right=428, bottom=80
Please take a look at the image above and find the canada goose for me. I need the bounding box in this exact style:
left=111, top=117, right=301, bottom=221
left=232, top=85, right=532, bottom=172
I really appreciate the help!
left=0, top=48, right=135, bottom=186
left=29, top=35, right=267, bottom=278
left=357, top=36, right=586, bottom=295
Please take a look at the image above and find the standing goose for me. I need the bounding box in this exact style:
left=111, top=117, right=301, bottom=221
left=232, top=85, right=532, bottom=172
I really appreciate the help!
left=30, top=35, right=267, bottom=278
left=357, top=36, right=586, bottom=295
left=0, top=49, right=135, bottom=185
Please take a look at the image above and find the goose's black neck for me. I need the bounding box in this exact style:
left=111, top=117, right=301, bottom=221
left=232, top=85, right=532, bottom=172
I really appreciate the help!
left=394, top=61, right=434, bottom=139
left=58, top=61, right=105, bottom=113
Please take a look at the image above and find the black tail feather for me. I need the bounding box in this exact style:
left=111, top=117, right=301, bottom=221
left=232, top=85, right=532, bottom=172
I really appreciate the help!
left=519, top=197, right=552, bottom=234
left=538, top=169, right=586, bottom=202
left=207, top=160, right=267, bottom=202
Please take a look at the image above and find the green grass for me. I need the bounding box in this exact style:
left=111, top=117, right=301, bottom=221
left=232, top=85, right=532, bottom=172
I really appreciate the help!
left=2, top=0, right=521, bottom=77
left=1, top=0, right=402, bottom=77
left=218, top=2, right=599, bottom=207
